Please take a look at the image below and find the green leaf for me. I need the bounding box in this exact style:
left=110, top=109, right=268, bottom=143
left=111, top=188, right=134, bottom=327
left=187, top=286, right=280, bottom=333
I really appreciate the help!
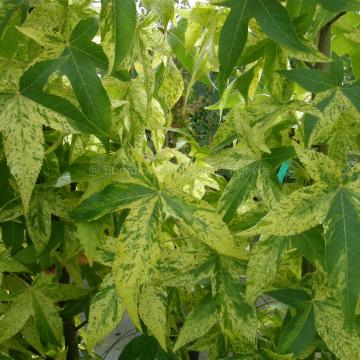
left=113, top=198, right=162, bottom=328
left=168, top=19, right=195, bottom=72
left=269, top=289, right=316, bottom=355
left=20, top=58, right=91, bottom=134
left=253, top=0, right=310, bottom=54
left=290, top=227, right=325, bottom=269
left=0, top=279, right=87, bottom=347
left=218, top=0, right=250, bottom=93
left=119, top=334, right=177, bottom=360
left=2, top=220, right=25, bottom=253
left=18, top=17, right=112, bottom=138
left=267, top=288, right=312, bottom=307
left=37, top=283, right=88, bottom=302
left=100, top=0, right=137, bottom=72
left=324, top=187, right=360, bottom=326
left=61, top=18, right=111, bottom=137
left=317, top=0, right=360, bottom=11
left=174, top=293, right=217, bottom=351
left=236, top=61, right=263, bottom=104
left=330, top=54, right=345, bottom=86
left=279, top=69, right=337, bottom=93
left=22, top=318, right=45, bottom=356
left=85, top=273, right=125, bottom=349
left=216, top=148, right=283, bottom=223
left=307, top=89, right=360, bottom=163
left=278, top=304, right=315, bottom=355
left=154, top=240, right=251, bottom=349
left=256, top=160, right=283, bottom=208
left=72, top=183, right=158, bottom=221
left=218, top=162, right=258, bottom=223
left=218, top=0, right=314, bottom=93
left=287, top=0, right=317, bottom=35
left=0, top=0, right=28, bottom=37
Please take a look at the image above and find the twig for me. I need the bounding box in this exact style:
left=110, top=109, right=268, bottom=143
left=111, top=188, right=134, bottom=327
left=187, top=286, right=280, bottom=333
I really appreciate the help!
left=75, top=320, right=88, bottom=331
left=327, top=11, right=346, bottom=26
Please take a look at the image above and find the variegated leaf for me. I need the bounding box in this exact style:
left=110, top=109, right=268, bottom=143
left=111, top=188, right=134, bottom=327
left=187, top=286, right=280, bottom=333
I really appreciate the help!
left=0, top=94, right=45, bottom=211
left=0, top=291, right=33, bottom=344
left=85, top=273, right=125, bottom=350
left=293, top=142, right=341, bottom=186
left=212, top=262, right=257, bottom=349
left=245, top=236, right=289, bottom=303
left=25, top=189, right=52, bottom=254
left=138, top=286, right=168, bottom=350
left=314, top=298, right=360, bottom=360
left=0, top=252, right=28, bottom=285
left=244, top=185, right=333, bottom=237
left=32, top=290, right=63, bottom=346
left=174, top=293, right=217, bottom=351
left=100, top=0, right=137, bottom=72
left=113, top=197, right=162, bottom=328
left=158, top=58, right=184, bottom=110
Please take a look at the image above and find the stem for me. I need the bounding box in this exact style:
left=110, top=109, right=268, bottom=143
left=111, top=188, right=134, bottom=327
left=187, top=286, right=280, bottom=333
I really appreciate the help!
left=315, top=25, right=331, bottom=72
left=8, top=272, right=30, bottom=288
left=327, top=11, right=346, bottom=26
left=68, top=134, right=79, bottom=165
left=60, top=270, right=80, bottom=360
left=45, top=135, right=65, bottom=155
left=302, top=13, right=344, bottom=276
left=75, top=320, right=88, bottom=331
left=189, top=351, right=199, bottom=360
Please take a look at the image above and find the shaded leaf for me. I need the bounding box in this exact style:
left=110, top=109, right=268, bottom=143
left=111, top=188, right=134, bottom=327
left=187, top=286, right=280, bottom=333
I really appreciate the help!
left=119, top=334, right=176, bottom=360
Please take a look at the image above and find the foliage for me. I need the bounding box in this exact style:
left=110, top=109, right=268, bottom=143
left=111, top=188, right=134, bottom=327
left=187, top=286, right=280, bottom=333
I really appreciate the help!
left=0, top=0, right=360, bottom=359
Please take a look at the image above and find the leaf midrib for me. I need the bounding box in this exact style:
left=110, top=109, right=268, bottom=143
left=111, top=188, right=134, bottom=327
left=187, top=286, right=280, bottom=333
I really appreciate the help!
left=68, top=48, right=108, bottom=136
left=256, top=0, right=305, bottom=51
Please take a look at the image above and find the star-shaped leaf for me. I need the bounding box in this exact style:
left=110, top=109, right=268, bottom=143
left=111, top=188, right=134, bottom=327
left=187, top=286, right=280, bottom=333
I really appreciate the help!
left=217, top=0, right=320, bottom=93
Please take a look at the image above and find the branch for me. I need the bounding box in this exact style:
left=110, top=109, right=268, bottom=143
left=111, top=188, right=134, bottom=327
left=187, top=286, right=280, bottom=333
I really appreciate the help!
left=75, top=320, right=88, bottom=331
left=327, top=11, right=346, bottom=26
